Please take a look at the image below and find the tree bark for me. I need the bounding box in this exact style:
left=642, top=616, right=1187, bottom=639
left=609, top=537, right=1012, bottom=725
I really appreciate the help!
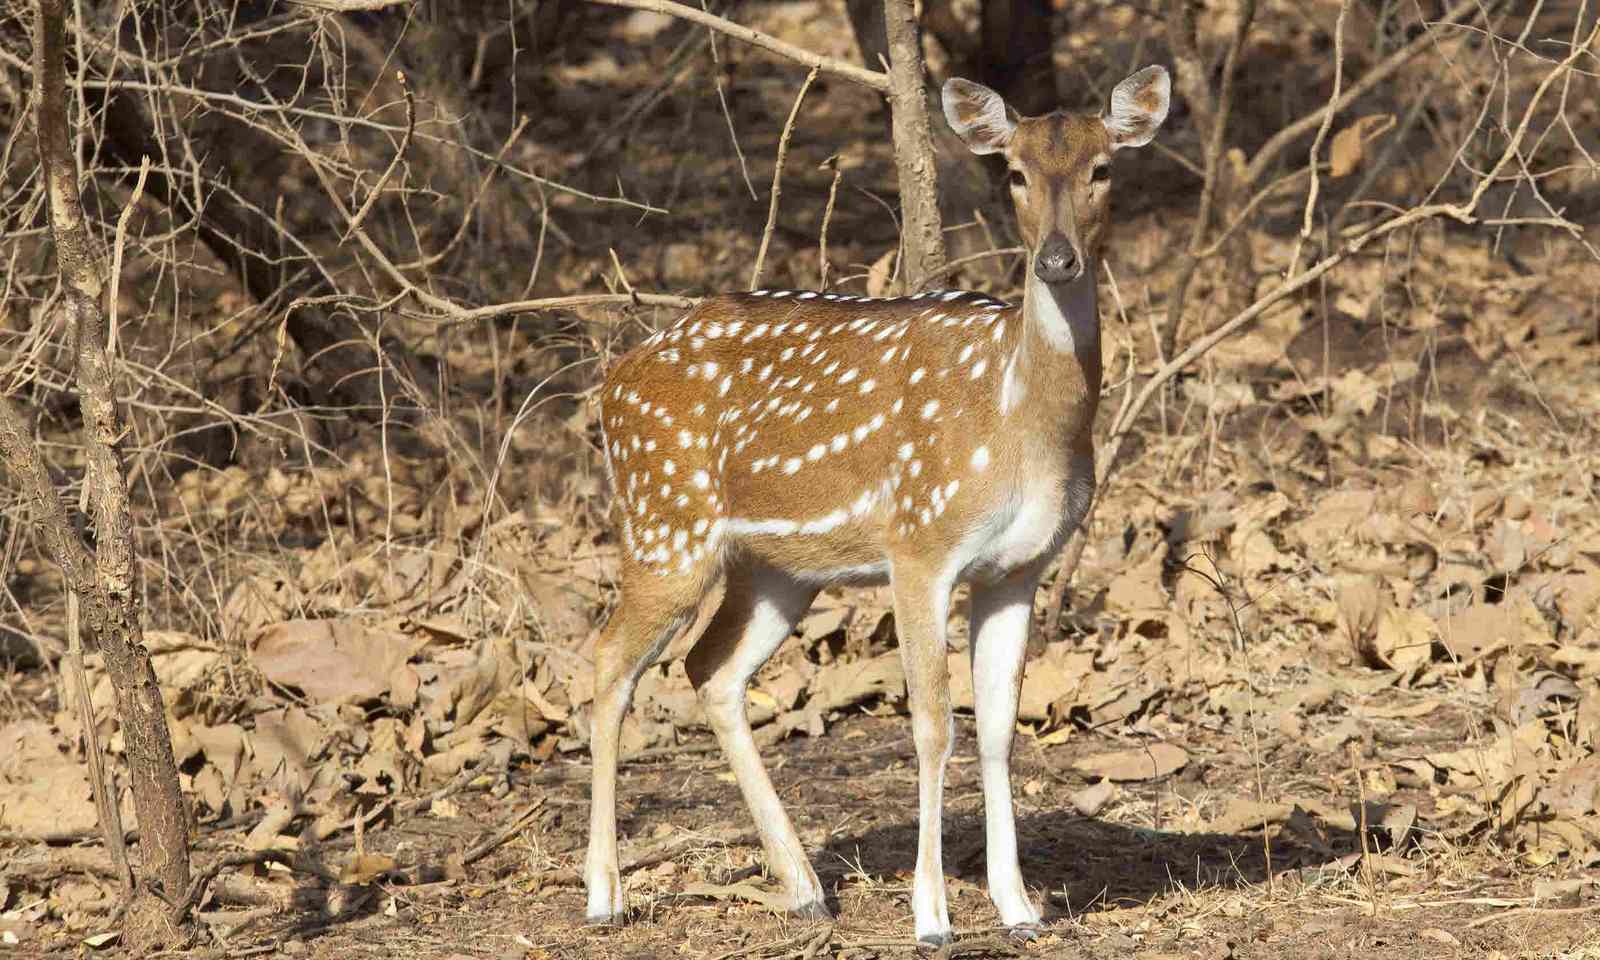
left=883, top=0, right=946, bottom=290
left=844, top=0, right=889, bottom=72
left=980, top=0, right=1054, bottom=114
left=14, top=0, right=193, bottom=945
left=847, top=0, right=1003, bottom=288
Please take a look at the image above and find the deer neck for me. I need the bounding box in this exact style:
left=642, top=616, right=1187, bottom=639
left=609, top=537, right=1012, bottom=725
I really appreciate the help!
left=1008, top=262, right=1102, bottom=440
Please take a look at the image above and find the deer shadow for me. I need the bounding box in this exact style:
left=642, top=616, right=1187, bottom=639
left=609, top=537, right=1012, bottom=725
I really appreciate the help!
left=814, top=801, right=1364, bottom=921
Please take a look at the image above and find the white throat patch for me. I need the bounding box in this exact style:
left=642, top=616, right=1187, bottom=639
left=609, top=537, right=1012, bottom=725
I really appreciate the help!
left=1027, top=267, right=1098, bottom=354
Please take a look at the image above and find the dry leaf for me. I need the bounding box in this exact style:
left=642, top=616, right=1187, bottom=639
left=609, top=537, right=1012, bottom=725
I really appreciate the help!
left=799, top=603, right=851, bottom=641
left=1072, top=743, right=1188, bottom=782
left=1350, top=801, right=1417, bottom=848
left=1541, top=757, right=1600, bottom=816
left=0, top=722, right=99, bottom=840
left=1506, top=670, right=1581, bottom=725
left=251, top=706, right=325, bottom=787
left=1105, top=557, right=1168, bottom=612
left=1182, top=375, right=1255, bottom=414
left=1036, top=725, right=1073, bottom=746
left=1359, top=700, right=1440, bottom=720
left=251, top=619, right=419, bottom=704
left=1338, top=575, right=1383, bottom=667
left=245, top=801, right=299, bottom=851
left=1207, top=798, right=1294, bottom=835
left=522, top=571, right=594, bottom=643
left=680, top=881, right=792, bottom=911
left=1330, top=114, right=1395, bottom=178
left=866, top=249, right=897, bottom=298
left=1373, top=606, right=1436, bottom=672
left=947, top=645, right=1091, bottom=721
left=1436, top=596, right=1547, bottom=662
left=340, top=853, right=399, bottom=884
left=1069, top=779, right=1115, bottom=816
left=808, top=650, right=904, bottom=713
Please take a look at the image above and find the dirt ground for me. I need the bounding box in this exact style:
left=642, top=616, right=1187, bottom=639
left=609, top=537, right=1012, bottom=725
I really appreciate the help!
left=3, top=0, right=1600, bottom=957
left=47, top=709, right=1599, bottom=959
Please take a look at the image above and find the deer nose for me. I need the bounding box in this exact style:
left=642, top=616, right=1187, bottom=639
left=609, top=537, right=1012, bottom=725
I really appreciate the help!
left=1034, top=233, right=1080, bottom=284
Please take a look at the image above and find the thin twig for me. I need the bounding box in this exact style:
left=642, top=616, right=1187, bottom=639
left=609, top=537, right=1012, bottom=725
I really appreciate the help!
left=817, top=154, right=843, bottom=290
left=63, top=489, right=132, bottom=897
left=930, top=935, right=1020, bottom=959
left=106, top=156, right=149, bottom=357
left=1464, top=903, right=1600, bottom=929
left=461, top=799, right=546, bottom=867
left=587, top=0, right=890, bottom=92
left=75, top=77, right=669, bottom=214
left=342, top=73, right=413, bottom=243
left=1289, top=0, right=1354, bottom=277
left=706, top=18, right=759, bottom=202
left=751, top=66, right=819, bottom=290
left=1241, top=0, right=1485, bottom=188
left=544, top=828, right=761, bottom=886
left=923, top=246, right=1026, bottom=283
left=426, top=293, right=697, bottom=326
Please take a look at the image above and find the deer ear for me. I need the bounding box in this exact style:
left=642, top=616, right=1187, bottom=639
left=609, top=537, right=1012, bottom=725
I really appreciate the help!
left=942, top=78, right=1016, bottom=156
left=1103, top=65, right=1170, bottom=149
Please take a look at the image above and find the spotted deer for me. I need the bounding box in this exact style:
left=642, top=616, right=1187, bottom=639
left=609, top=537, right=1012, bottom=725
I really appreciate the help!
left=584, top=66, right=1170, bottom=944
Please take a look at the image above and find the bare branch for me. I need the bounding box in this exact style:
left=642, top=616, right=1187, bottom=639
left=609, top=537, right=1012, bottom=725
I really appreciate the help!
left=284, top=0, right=412, bottom=9
left=1241, top=0, right=1484, bottom=188
left=433, top=293, right=698, bottom=326
left=31, top=0, right=99, bottom=298
left=0, top=397, right=100, bottom=591
left=751, top=66, right=820, bottom=291
left=343, top=72, right=414, bottom=243
left=587, top=0, right=890, bottom=92
left=883, top=0, right=946, bottom=288
left=1289, top=0, right=1354, bottom=277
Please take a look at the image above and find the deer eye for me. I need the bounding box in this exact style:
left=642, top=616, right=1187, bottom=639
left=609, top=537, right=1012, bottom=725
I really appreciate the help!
left=1090, top=163, right=1111, bottom=183
left=1008, top=169, right=1027, bottom=189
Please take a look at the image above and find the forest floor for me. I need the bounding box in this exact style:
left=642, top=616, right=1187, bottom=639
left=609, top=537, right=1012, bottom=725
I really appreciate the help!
left=3, top=0, right=1600, bottom=957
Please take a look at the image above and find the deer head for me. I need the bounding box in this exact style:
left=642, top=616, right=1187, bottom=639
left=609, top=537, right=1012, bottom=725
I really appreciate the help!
left=942, top=66, right=1170, bottom=284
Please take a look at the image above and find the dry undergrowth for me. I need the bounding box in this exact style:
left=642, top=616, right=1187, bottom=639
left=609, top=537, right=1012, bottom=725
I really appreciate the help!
left=2, top=0, right=1599, bottom=956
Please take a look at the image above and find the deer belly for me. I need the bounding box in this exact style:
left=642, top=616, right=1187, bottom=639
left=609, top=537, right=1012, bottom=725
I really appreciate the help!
left=735, top=523, right=894, bottom=587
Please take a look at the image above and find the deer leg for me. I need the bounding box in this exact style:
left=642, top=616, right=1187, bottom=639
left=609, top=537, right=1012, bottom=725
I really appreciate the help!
left=891, top=561, right=955, bottom=946
left=685, top=564, right=825, bottom=916
left=585, top=587, right=699, bottom=924
left=969, top=567, right=1044, bottom=931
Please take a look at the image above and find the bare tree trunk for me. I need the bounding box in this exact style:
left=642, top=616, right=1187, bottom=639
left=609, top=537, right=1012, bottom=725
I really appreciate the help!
left=980, top=0, right=1054, bottom=114
left=847, top=0, right=1003, bottom=288
left=844, top=0, right=889, bottom=70
left=883, top=0, right=946, bottom=290
left=0, top=0, right=194, bottom=946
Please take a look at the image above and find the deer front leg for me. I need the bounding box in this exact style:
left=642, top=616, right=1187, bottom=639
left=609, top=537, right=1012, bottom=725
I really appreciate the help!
left=969, top=567, right=1044, bottom=932
left=891, top=561, right=956, bottom=946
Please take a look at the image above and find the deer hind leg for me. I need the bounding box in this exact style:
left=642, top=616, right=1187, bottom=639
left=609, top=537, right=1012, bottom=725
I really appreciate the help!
left=585, top=573, right=703, bottom=924
left=968, top=565, right=1045, bottom=932
left=890, top=558, right=956, bottom=946
left=684, top=563, right=826, bottom=917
